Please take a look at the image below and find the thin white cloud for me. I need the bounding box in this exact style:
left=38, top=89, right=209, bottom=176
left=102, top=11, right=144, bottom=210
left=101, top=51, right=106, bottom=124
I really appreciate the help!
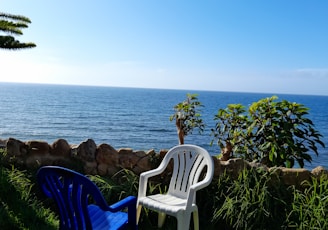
left=294, top=68, right=328, bottom=78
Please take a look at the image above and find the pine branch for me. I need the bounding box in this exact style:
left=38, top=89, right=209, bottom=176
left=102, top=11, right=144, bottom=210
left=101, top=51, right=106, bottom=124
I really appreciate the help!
left=0, top=36, right=36, bottom=49
left=0, top=20, right=27, bottom=35
left=0, top=13, right=32, bottom=23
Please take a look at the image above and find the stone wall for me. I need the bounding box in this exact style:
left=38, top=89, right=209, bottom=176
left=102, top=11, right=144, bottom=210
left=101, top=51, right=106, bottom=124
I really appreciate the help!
left=1, top=138, right=327, bottom=187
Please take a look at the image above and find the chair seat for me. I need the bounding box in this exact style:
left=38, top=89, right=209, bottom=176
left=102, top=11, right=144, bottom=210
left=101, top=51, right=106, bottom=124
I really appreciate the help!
left=88, top=204, right=128, bottom=230
left=139, top=194, right=196, bottom=215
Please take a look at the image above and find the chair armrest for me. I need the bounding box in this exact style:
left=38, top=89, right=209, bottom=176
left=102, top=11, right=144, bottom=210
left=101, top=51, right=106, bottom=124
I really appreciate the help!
left=140, top=160, right=168, bottom=179
left=138, top=152, right=173, bottom=199
left=186, top=181, right=211, bottom=208
left=138, top=165, right=167, bottom=198
left=187, top=169, right=214, bottom=207
left=190, top=178, right=212, bottom=191
left=109, top=196, right=137, bottom=229
left=109, top=196, right=137, bottom=212
left=189, top=158, right=214, bottom=192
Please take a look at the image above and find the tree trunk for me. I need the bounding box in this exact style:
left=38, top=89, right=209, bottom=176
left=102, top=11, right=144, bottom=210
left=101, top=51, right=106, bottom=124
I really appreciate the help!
left=176, top=118, right=184, bottom=145
left=178, top=129, right=184, bottom=145
left=220, top=141, right=232, bottom=161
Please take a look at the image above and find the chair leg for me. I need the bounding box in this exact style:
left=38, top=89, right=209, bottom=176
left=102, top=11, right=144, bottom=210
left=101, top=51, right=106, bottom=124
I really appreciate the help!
left=177, top=213, right=191, bottom=230
left=158, top=212, right=166, bottom=228
left=136, top=205, right=142, bottom=224
left=193, top=210, right=199, bottom=230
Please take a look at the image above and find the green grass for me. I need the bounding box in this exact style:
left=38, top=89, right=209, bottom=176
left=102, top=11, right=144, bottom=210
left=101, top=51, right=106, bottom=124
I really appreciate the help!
left=1, top=147, right=328, bottom=229
left=0, top=165, right=58, bottom=230
left=287, top=176, right=328, bottom=229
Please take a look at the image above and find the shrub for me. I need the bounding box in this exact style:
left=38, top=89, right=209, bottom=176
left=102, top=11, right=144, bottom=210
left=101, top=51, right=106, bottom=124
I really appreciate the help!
left=211, top=96, right=325, bottom=168
left=170, top=93, right=205, bottom=144
left=0, top=165, right=58, bottom=229
left=286, top=175, right=328, bottom=229
left=210, top=168, right=289, bottom=230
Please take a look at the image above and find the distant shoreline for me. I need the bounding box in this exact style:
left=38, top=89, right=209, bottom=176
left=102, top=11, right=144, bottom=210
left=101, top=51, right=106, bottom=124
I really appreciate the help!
left=1, top=81, right=328, bottom=97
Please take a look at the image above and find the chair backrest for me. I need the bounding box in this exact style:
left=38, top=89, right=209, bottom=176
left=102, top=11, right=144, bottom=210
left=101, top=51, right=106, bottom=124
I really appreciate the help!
left=37, top=166, right=110, bottom=230
left=164, top=145, right=214, bottom=199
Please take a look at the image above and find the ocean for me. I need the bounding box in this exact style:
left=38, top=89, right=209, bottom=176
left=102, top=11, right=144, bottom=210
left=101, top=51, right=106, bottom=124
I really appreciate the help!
left=1, top=82, right=327, bottom=170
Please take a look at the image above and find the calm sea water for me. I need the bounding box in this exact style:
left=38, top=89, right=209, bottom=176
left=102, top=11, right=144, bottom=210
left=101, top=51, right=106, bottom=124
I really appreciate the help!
left=1, top=82, right=327, bottom=169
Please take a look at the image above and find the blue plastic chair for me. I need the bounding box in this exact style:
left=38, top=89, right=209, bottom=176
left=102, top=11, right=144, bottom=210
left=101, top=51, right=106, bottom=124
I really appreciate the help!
left=37, top=166, right=137, bottom=230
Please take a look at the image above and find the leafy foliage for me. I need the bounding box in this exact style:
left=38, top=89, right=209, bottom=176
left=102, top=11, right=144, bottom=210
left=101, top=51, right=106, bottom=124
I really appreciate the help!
left=0, top=12, right=36, bottom=49
left=287, top=176, right=328, bottom=229
left=211, top=96, right=325, bottom=168
left=211, top=103, right=250, bottom=159
left=88, top=169, right=139, bottom=203
left=0, top=165, right=58, bottom=229
left=210, top=168, right=289, bottom=230
left=170, top=93, right=205, bottom=144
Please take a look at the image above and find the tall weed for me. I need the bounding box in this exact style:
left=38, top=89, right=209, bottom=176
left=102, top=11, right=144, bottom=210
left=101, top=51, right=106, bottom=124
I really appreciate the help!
left=287, top=175, right=328, bottom=229
left=211, top=168, right=288, bottom=230
left=0, top=165, right=58, bottom=229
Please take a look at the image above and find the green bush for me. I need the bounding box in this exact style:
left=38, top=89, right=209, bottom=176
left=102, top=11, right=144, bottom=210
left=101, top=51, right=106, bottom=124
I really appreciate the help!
left=0, top=165, right=58, bottom=230
left=170, top=93, right=205, bottom=144
left=202, top=168, right=290, bottom=230
left=211, top=96, right=325, bottom=168
left=286, top=175, right=328, bottom=229
left=197, top=168, right=328, bottom=230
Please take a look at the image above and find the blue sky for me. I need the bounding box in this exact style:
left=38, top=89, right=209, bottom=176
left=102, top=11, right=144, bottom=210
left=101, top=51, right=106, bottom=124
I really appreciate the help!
left=1, top=0, right=328, bottom=95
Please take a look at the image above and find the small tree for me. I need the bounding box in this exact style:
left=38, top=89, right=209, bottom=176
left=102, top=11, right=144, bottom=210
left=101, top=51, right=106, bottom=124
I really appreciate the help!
left=211, top=96, right=325, bottom=168
left=210, top=104, right=250, bottom=161
left=170, top=93, right=205, bottom=145
left=0, top=12, right=36, bottom=49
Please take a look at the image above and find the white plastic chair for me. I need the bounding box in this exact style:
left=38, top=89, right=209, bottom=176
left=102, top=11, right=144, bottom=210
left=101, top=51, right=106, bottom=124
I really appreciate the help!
left=136, top=144, right=214, bottom=230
